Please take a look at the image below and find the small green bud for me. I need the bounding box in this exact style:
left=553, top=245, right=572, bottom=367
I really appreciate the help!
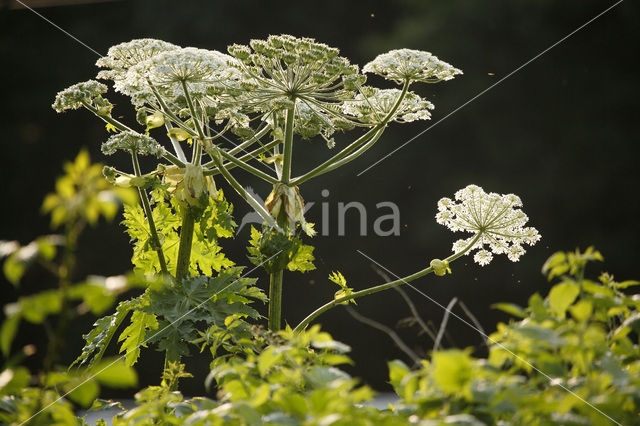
left=167, top=128, right=191, bottom=142
left=145, top=111, right=165, bottom=129
left=430, top=259, right=451, bottom=276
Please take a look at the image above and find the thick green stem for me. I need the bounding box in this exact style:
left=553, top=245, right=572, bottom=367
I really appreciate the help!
left=209, top=150, right=280, bottom=229
left=290, top=80, right=410, bottom=186
left=182, top=80, right=207, bottom=143
left=203, top=139, right=281, bottom=176
left=175, top=208, right=195, bottom=281
left=131, top=152, right=168, bottom=275
left=214, top=146, right=278, bottom=184
left=281, top=106, right=295, bottom=183
left=293, top=232, right=482, bottom=333
left=163, top=151, right=186, bottom=168
left=268, top=269, right=284, bottom=331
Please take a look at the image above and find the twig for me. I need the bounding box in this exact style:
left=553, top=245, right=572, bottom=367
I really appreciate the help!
left=458, top=300, right=488, bottom=346
left=371, top=265, right=437, bottom=342
left=345, top=307, right=421, bottom=366
left=433, top=297, right=458, bottom=351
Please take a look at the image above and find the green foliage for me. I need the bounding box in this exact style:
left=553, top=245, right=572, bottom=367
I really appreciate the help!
left=122, top=192, right=235, bottom=276
left=146, top=267, right=264, bottom=362
left=103, top=327, right=404, bottom=425
left=118, top=310, right=159, bottom=366
left=0, top=359, right=136, bottom=424
left=72, top=296, right=146, bottom=368
left=0, top=151, right=133, bottom=360
left=41, top=149, right=136, bottom=228
left=247, top=226, right=315, bottom=273
left=390, top=248, right=640, bottom=425
left=329, top=271, right=357, bottom=305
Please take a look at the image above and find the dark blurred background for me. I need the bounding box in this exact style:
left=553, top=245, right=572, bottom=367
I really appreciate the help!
left=1, top=0, right=638, bottom=396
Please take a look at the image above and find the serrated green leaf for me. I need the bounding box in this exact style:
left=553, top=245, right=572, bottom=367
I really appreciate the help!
left=118, top=310, right=158, bottom=366
left=72, top=298, right=140, bottom=368
left=287, top=243, right=315, bottom=272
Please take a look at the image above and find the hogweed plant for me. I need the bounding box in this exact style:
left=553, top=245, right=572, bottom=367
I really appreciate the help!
left=48, top=35, right=544, bottom=391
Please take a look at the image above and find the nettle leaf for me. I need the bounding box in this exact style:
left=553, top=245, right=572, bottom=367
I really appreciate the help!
left=118, top=310, right=159, bottom=366
left=432, top=350, right=473, bottom=396
left=548, top=281, right=580, bottom=318
left=72, top=297, right=143, bottom=368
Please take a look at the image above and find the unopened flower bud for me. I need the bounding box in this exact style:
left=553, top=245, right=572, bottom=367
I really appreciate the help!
left=430, top=259, right=451, bottom=276
left=167, top=128, right=191, bottom=142
left=145, top=111, right=165, bottom=129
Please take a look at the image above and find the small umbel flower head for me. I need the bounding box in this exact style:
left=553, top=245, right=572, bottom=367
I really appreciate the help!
left=363, top=49, right=462, bottom=85
left=228, top=34, right=361, bottom=111
left=342, top=87, right=434, bottom=124
left=436, top=185, right=540, bottom=266
left=52, top=80, right=108, bottom=112
left=96, top=38, right=180, bottom=81
left=101, top=130, right=166, bottom=158
left=147, top=47, right=239, bottom=86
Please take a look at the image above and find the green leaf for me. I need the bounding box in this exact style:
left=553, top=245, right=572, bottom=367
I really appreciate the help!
left=541, top=251, right=568, bottom=281
left=67, top=378, right=99, bottom=408
left=615, top=280, right=640, bottom=289
left=19, top=290, right=63, bottom=324
left=118, top=310, right=158, bottom=366
left=0, top=367, right=30, bottom=397
left=72, top=298, right=140, bottom=368
left=287, top=242, right=315, bottom=272
left=388, top=360, right=410, bottom=388
left=92, top=358, right=138, bottom=388
left=548, top=281, right=580, bottom=317
left=0, top=311, right=20, bottom=357
left=432, top=350, right=473, bottom=395
left=569, top=300, right=593, bottom=322
left=491, top=302, right=527, bottom=318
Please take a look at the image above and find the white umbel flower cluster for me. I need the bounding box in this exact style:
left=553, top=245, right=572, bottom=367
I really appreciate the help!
left=364, top=49, right=462, bottom=84
left=436, top=185, right=540, bottom=266
left=147, top=47, right=239, bottom=85
left=96, top=38, right=180, bottom=81
left=52, top=80, right=108, bottom=112
left=101, top=131, right=166, bottom=158
left=342, top=87, right=434, bottom=124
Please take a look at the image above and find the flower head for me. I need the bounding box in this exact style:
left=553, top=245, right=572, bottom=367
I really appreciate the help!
left=228, top=35, right=360, bottom=114
left=96, top=38, right=180, bottom=81
left=436, top=185, right=540, bottom=266
left=52, top=80, right=108, bottom=112
left=364, top=49, right=462, bottom=84
left=147, top=47, right=239, bottom=85
left=101, top=131, right=165, bottom=158
left=342, top=87, right=434, bottom=124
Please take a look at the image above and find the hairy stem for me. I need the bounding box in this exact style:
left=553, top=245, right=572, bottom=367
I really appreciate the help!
left=290, top=79, right=410, bottom=185
left=209, top=150, right=279, bottom=229
left=268, top=269, right=284, bottom=331
left=281, top=106, right=295, bottom=184
left=293, top=232, right=481, bottom=332
left=131, top=151, right=168, bottom=275
left=175, top=207, right=195, bottom=281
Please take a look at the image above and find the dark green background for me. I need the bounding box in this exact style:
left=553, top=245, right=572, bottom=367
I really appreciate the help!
left=1, top=0, right=638, bottom=395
